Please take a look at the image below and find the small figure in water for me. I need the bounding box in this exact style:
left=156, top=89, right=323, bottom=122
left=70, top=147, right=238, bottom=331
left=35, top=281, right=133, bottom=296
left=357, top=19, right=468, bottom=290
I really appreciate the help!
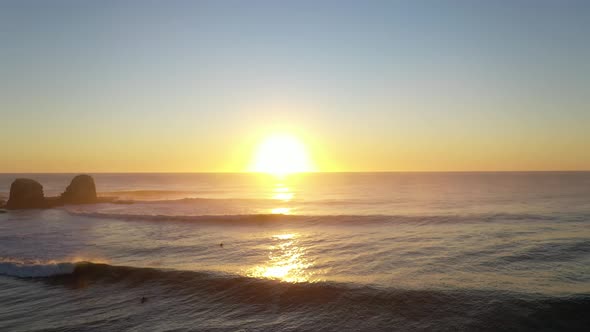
left=219, top=243, right=223, bottom=247
left=141, top=297, right=147, bottom=304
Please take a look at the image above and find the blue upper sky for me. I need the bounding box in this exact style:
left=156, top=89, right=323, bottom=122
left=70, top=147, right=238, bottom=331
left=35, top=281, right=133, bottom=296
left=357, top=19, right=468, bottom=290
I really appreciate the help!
left=1, top=1, right=589, bottom=172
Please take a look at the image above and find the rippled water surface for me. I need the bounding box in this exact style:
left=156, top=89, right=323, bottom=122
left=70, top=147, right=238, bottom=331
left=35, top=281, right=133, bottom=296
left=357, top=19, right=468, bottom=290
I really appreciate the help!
left=1, top=172, right=589, bottom=331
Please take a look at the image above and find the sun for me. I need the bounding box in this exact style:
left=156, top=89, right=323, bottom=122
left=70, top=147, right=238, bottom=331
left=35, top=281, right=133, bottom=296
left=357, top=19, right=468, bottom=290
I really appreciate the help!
left=250, top=134, right=314, bottom=176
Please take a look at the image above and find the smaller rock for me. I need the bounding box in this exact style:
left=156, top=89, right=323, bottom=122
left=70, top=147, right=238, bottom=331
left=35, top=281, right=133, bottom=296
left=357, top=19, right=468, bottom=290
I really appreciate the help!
left=61, top=175, right=97, bottom=204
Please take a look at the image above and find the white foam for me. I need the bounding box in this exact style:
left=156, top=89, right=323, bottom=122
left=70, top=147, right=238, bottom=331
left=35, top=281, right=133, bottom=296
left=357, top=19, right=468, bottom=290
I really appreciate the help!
left=0, top=260, right=76, bottom=278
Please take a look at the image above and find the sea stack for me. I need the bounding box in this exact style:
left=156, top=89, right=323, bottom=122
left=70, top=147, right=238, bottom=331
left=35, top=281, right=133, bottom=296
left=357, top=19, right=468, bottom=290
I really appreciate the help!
left=6, top=178, right=46, bottom=209
left=60, top=174, right=97, bottom=204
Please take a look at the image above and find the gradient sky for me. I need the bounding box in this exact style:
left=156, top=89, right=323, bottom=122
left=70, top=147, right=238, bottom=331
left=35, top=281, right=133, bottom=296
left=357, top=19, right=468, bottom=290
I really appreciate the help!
left=1, top=0, right=589, bottom=172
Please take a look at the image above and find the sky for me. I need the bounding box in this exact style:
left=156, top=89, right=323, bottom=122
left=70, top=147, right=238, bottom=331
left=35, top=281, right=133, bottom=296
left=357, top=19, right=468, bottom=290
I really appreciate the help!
left=1, top=0, right=589, bottom=172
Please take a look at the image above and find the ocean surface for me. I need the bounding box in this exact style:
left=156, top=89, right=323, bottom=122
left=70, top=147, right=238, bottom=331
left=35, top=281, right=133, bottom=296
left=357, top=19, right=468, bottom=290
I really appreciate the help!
left=1, top=172, right=589, bottom=331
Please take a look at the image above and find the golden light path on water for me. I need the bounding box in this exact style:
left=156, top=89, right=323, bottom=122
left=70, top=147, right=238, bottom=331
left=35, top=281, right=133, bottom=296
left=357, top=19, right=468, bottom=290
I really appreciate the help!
left=247, top=233, right=314, bottom=283
left=270, top=181, right=293, bottom=215
left=247, top=176, right=315, bottom=282
left=270, top=207, right=292, bottom=214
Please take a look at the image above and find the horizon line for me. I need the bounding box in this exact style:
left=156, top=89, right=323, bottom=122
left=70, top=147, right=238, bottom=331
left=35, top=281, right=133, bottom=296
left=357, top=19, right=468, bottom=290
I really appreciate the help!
left=1, top=170, right=589, bottom=174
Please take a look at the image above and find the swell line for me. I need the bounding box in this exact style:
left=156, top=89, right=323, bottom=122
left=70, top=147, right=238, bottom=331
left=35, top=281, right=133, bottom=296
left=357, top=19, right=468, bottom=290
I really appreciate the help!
left=64, top=210, right=583, bottom=225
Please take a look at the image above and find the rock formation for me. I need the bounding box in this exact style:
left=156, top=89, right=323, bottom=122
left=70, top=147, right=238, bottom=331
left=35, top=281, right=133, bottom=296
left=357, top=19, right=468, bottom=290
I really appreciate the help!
left=60, top=174, right=97, bottom=204
left=6, top=178, right=46, bottom=209
left=3, top=174, right=104, bottom=210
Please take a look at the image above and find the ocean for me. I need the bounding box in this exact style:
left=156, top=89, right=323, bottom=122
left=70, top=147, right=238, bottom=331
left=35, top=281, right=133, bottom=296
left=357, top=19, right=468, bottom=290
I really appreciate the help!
left=1, top=172, right=589, bottom=331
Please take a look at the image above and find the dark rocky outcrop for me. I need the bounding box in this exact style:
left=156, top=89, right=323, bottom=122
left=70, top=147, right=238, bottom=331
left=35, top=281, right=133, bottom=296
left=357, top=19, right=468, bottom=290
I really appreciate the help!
left=3, top=175, right=108, bottom=210
left=6, top=178, right=46, bottom=209
left=60, top=174, right=97, bottom=204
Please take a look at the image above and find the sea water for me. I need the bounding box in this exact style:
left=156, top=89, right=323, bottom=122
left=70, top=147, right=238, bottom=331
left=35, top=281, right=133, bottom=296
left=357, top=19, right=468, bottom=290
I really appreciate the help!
left=1, top=172, right=589, bottom=331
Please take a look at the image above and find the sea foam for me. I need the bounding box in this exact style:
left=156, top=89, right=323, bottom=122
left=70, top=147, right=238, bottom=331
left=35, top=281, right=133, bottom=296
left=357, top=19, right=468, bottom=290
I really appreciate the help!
left=0, top=259, right=76, bottom=278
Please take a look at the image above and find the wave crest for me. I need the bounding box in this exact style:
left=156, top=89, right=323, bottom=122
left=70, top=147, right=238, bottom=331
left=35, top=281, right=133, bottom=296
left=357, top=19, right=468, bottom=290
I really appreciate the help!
left=2, top=262, right=589, bottom=330
left=65, top=210, right=582, bottom=226
left=0, top=259, right=76, bottom=278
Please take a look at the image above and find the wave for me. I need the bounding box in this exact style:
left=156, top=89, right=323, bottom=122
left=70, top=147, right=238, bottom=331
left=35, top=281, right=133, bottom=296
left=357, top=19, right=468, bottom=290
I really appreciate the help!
left=66, top=210, right=585, bottom=225
left=157, top=197, right=393, bottom=205
left=495, top=240, right=590, bottom=265
left=5, top=261, right=590, bottom=312
left=68, top=211, right=305, bottom=224
left=97, top=191, right=397, bottom=206
left=1, top=260, right=379, bottom=302
left=99, top=190, right=229, bottom=200
left=0, top=259, right=76, bottom=277
left=2, top=260, right=589, bottom=331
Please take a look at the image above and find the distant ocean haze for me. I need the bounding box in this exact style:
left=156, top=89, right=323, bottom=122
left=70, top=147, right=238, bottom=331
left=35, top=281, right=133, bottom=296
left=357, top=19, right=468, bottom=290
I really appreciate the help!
left=2, top=172, right=589, bottom=216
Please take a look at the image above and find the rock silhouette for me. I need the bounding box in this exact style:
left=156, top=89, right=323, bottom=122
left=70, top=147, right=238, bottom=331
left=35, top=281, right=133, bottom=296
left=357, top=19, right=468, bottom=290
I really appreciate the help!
left=61, top=174, right=97, bottom=204
left=6, top=178, right=46, bottom=209
left=4, top=175, right=104, bottom=210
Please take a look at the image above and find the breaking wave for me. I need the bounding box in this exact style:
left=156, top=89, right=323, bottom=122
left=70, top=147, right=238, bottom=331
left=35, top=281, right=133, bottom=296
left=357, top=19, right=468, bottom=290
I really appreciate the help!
left=0, top=259, right=76, bottom=278
left=1, top=260, right=589, bottom=331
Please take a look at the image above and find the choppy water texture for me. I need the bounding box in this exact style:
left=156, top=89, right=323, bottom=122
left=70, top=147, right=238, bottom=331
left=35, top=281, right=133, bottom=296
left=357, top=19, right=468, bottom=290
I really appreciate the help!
left=1, top=172, right=589, bottom=331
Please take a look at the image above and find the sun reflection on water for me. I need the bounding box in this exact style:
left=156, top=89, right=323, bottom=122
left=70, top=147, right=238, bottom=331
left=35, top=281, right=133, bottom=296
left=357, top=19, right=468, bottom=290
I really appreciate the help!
left=273, top=233, right=295, bottom=240
left=273, top=192, right=294, bottom=201
left=271, top=207, right=292, bottom=214
left=270, top=181, right=294, bottom=214
left=248, top=233, right=313, bottom=283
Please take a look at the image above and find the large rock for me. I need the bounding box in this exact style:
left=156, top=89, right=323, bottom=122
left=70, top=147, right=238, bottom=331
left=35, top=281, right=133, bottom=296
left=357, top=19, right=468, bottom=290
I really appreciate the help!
left=61, top=174, right=97, bottom=204
left=6, top=178, right=46, bottom=209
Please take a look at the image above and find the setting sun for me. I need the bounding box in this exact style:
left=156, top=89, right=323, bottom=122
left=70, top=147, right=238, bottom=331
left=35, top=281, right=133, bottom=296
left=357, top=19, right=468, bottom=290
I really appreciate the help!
left=250, top=134, right=314, bottom=176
